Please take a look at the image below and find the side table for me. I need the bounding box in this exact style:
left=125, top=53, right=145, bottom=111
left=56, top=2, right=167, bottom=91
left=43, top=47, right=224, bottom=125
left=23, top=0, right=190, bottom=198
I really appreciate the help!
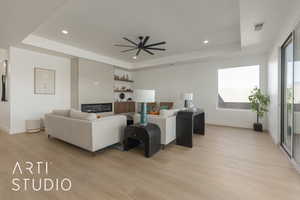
left=176, top=108, right=205, bottom=148
left=123, top=123, right=161, bottom=158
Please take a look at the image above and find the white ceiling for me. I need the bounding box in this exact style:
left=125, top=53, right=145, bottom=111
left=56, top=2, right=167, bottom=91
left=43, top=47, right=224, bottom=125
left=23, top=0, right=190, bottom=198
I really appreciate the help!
left=32, top=0, right=241, bottom=63
left=1, top=0, right=298, bottom=69
left=0, top=0, right=67, bottom=49
left=240, top=0, right=296, bottom=49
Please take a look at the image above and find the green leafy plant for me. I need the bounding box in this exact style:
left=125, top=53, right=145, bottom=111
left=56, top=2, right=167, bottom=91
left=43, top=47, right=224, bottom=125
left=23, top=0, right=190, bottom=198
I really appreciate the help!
left=286, top=88, right=293, bottom=112
left=248, top=87, right=270, bottom=124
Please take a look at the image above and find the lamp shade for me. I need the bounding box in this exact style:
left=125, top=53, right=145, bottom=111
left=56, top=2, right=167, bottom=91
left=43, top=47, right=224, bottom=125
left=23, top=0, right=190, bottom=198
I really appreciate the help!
left=134, top=89, right=155, bottom=103
left=183, top=93, right=193, bottom=101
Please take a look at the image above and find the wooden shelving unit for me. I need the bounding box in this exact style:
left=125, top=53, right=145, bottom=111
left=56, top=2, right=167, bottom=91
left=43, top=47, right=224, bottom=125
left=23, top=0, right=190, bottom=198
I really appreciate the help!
left=114, top=78, right=134, bottom=83
left=113, top=71, right=134, bottom=102
left=114, top=90, right=134, bottom=93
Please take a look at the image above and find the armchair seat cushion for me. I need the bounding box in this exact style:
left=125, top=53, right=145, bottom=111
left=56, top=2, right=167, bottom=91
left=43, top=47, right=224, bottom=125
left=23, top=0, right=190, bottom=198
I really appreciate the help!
left=134, top=108, right=180, bottom=145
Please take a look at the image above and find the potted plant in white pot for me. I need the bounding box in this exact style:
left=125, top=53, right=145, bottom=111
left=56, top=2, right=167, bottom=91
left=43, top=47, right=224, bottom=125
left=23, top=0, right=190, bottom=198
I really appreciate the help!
left=248, top=87, right=270, bottom=132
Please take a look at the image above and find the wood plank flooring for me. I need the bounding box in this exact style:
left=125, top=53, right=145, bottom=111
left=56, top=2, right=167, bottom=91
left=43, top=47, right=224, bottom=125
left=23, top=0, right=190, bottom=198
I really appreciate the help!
left=0, top=125, right=300, bottom=200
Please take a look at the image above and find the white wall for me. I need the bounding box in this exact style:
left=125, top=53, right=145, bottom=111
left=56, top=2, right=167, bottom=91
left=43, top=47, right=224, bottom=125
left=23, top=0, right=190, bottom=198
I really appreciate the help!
left=9, top=47, right=71, bottom=134
left=70, top=57, right=79, bottom=109
left=267, top=1, right=300, bottom=144
left=71, top=58, right=114, bottom=111
left=133, top=54, right=268, bottom=129
left=0, top=48, right=10, bottom=132
left=78, top=58, right=114, bottom=106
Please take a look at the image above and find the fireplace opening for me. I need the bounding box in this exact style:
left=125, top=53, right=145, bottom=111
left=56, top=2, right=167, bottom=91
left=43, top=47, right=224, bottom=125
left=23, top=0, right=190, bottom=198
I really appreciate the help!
left=81, top=103, right=112, bottom=113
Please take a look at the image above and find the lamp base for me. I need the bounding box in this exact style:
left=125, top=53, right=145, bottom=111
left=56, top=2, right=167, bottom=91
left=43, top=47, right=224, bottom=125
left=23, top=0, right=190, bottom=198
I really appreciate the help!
left=140, top=103, right=148, bottom=126
left=185, top=100, right=192, bottom=108
left=184, top=100, right=188, bottom=108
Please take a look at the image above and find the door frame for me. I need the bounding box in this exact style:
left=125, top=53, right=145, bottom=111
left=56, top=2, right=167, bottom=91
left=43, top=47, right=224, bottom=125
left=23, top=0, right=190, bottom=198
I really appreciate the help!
left=280, top=32, right=295, bottom=158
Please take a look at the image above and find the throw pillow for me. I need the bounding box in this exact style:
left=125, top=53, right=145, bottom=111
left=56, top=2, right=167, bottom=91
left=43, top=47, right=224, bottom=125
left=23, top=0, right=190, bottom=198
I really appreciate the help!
left=149, top=111, right=160, bottom=115
left=160, top=105, right=169, bottom=110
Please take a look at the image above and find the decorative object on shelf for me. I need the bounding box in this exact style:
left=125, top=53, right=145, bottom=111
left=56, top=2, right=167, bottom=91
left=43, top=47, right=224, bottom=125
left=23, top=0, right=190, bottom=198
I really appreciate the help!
left=114, top=36, right=166, bottom=58
left=34, top=68, right=56, bottom=95
left=119, top=93, right=125, bottom=101
left=134, top=89, right=155, bottom=126
left=182, top=93, right=193, bottom=108
left=248, top=87, right=270, bottom=132
left=114, top=74, right=134, bottom=82
left=1, top=60, right=8, bottom=102
left=127, top=97, right=132, bottom=101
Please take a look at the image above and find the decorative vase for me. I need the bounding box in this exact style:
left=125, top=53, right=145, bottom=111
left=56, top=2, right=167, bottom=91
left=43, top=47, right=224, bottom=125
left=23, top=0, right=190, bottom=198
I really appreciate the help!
left=140, top=103, right=148, bottom=126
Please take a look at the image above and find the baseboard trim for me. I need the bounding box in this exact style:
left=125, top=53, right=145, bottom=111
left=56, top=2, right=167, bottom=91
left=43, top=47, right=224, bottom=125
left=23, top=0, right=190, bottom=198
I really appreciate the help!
left=206, top=123, right=269, bottom=132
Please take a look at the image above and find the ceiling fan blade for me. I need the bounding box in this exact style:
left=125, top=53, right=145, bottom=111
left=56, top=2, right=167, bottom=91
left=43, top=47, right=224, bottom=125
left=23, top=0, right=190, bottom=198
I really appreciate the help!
left=142, top=48, right=154, bottom=55
left=121, top=48, right=138, bottom=53
left=145, top=47, right=166, bottom=51
left=136, top=48, right=142, bottom=56
left=114, top=44, right=136, bottom=48
left=123, top=37, right=138, bottom=46
left=144, top=41, right=166, bottom=48
left=142, top=36, right=150, bottom=47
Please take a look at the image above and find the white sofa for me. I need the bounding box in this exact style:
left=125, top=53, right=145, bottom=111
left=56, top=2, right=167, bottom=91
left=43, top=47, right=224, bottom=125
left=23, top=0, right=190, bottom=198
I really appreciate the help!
left=134, top=109, right=180, bottom=146
left=45, top=109, right=127, bottom=152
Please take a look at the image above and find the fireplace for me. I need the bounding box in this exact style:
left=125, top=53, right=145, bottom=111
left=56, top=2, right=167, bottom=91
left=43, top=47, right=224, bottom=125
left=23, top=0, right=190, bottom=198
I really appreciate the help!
left=81, top=103, right=112, bottom=113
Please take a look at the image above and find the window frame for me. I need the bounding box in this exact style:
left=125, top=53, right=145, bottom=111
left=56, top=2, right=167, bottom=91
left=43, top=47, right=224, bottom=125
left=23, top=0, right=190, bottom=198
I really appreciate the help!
left=217, top=65, right=261, bottom=110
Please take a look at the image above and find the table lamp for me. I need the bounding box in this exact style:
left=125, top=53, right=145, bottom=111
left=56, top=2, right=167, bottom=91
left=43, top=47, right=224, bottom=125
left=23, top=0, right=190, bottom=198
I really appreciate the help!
left=183, top=93, right=193, bottom=108
left=134, top=89, right=155, bottom=126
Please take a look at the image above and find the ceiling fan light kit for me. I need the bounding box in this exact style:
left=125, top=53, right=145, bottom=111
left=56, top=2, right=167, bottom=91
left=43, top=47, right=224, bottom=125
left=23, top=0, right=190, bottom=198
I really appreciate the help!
left=115, top=36, right=166, bottom=58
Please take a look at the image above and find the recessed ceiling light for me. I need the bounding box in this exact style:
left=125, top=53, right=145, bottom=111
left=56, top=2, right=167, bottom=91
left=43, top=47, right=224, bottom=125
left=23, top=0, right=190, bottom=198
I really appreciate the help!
left=61, top=30, right=69, bottom=35
left=132, top=56, right=137, bottom=60
left=203, top=40, right=209, bottom=44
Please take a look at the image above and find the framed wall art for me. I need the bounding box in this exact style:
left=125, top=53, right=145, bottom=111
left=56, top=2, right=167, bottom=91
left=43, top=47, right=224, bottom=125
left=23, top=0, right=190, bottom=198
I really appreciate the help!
left=34, top=68, right=56, bottom=95
left=1, top=60, right=8, bottom=101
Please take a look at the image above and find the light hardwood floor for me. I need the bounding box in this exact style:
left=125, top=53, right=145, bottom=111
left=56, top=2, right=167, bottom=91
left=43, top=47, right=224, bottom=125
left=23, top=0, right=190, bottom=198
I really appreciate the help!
left=1, top=125, right=300, bottom=200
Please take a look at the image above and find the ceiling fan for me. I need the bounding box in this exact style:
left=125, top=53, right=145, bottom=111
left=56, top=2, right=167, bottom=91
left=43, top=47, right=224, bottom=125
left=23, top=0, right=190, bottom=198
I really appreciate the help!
left=114, top=36, right=166, bottom=57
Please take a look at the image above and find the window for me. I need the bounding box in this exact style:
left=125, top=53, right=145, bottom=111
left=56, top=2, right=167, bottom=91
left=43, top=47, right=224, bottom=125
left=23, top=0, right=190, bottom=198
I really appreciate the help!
left=218, top=65, right=260, bottom=109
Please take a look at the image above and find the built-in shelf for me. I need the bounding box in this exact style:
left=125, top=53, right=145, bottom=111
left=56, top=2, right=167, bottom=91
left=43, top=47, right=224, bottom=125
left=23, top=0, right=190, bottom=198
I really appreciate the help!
left=114, top=78, right=134, bottom=83
left=114, top=90, right=134, bottom=93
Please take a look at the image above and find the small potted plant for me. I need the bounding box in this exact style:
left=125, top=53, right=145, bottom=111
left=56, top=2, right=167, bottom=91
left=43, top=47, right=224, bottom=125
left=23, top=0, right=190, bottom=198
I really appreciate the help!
left=248, top=87, right=270, bottom=132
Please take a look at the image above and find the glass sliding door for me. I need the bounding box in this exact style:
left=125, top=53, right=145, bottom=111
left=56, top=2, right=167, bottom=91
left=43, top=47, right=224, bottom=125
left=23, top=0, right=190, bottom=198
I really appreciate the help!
left=294, top=25, right=300, bottom=165
left=281, top=34, right=294, bottom=156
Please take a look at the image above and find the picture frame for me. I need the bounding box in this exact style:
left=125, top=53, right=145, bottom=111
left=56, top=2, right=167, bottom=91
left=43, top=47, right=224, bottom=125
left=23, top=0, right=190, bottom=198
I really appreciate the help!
left=34, top=67, right=56, bottom=95
left=1, top=60, right=8, bottom=102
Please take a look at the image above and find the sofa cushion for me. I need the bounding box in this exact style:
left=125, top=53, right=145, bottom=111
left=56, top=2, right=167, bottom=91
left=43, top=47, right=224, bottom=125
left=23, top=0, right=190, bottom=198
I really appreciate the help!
left=160, top=109, right=180, bottom=118
left=52, top=109, right=70, bottom=117
left=70, top=109, right=97, bottom=121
